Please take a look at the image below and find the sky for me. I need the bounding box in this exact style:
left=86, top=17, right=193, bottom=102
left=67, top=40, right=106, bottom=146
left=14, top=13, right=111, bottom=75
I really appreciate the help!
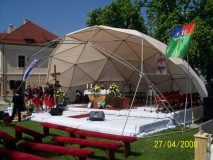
left=0, top=0, right=146, bottom=37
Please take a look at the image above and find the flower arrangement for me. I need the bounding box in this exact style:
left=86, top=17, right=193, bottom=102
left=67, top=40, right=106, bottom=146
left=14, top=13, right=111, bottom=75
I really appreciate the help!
left=109, top=83, right=119, bottom=92
left=25, top=99, right=35, bottom=112
left=89, top=84, right=101, bottom=93
left=56, top=89, right=66, bottom=104
left=106, top=83, right=122, bottom=108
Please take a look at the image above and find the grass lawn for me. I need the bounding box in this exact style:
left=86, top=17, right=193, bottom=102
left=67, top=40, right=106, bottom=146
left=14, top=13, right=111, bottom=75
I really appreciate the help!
left=0, top=120, right=199, bottom=160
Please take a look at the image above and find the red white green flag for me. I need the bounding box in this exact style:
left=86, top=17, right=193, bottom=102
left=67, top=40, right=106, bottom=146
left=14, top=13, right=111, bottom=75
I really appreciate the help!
left=165, top=23, right=195, bottom=59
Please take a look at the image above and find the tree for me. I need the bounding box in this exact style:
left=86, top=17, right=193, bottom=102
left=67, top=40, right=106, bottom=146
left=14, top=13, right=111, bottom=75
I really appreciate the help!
left=145, top=0, right=213, bottom=77
left=188, top=0, right=213, bottom=76
left=86, top=0, right=148, bottom=34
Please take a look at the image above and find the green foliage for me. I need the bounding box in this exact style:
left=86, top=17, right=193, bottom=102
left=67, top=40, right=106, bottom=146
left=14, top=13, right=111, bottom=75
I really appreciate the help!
left=105, top=83, right=122, bottom=107
left=189, top=17, right=213, bottom=76
left=86, top=0, right=148, bottom=33
left=25, top=99, right=35, bottom=111
left=89, top=85, right=101, bottom=94
left=105, top=91, right=122, bottom=107
left=145, top=0, right=213, bottom=77
left=187, top=0, right=213, bottom=76
left=146, top=0, right=184, bottom=40
left=56, top=89, right=66, bottom=104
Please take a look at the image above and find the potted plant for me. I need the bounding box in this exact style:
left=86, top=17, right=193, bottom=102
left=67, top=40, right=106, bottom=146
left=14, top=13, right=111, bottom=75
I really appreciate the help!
left=105, top=83, right=122, bottom=108
left=56, top=89, right=66, bottom=106
left=89, top=84, right=101, bottom=94
left=25, top=99, right=35, bottom=113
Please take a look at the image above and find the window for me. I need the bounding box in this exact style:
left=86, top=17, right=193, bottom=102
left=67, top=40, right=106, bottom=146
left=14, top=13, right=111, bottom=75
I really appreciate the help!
left=18, top=55, right=25, bottom=68
left=25, top=39, right=35, bottom=44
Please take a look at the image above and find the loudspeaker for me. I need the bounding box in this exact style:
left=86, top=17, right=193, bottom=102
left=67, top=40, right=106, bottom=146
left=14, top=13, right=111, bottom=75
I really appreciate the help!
left=50, top=108, right=63, bottom=116
left=207, top=63, right=213, bottom=82
left=9, top=80, right=25, bottom=93
left=203, top=97, right=213, bottom=120
left=15, top=81, right=22, bottom=88
left=89, top=111, right=105, bottom=121
left=9, top=80, right=15, bottom=89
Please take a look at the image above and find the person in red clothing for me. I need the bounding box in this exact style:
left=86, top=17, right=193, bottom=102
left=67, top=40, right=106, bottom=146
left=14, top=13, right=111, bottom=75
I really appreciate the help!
left=48, top=84, right=55, bottom=108
left=38, top=86, right=44, bottom=111
left=44, top=83, right=55, bottom=112
left=25, top=85, right=32, bottom=102
left=44, top=83, right=49, bottom=112
left=32, top=85, right=43, bottom=112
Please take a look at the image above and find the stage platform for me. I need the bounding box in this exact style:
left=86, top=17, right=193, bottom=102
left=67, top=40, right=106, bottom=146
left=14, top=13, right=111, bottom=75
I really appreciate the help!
left=30, top=104, right=203, bottom=137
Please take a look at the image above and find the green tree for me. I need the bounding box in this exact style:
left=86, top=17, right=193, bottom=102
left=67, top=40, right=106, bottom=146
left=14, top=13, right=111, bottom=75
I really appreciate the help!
left=145, top=0, right=213, bottom=77
left=188, top=0, right=213, bottom=76
left=86, top=0, right=147, bottom=34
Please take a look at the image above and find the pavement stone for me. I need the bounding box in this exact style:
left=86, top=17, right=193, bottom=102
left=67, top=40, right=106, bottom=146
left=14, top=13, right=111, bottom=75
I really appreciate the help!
left=0, top=100, right=10, bottom=111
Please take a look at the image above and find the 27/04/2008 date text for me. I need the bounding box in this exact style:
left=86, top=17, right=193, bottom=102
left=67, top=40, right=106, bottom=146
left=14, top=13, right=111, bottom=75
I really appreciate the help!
left=154, top=140, right=198, bottom=149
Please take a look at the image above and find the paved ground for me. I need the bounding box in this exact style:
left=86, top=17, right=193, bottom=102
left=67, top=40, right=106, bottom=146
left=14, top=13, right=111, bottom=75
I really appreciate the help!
left=0, top=100, right=10, bottom=111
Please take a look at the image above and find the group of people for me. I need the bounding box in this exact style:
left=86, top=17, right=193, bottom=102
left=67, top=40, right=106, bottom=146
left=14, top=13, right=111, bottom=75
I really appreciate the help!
left=25, top=83, right=55, bottom=112
left=9, top=83, right=89, bottom=122
left=10, top=83, right=55, bottom=122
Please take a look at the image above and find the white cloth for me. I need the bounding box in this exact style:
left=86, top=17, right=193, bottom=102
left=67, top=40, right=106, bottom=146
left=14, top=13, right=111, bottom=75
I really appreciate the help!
left=8, top=107, right=13, bottom=116
left=84, top=89, right=109, bottom=95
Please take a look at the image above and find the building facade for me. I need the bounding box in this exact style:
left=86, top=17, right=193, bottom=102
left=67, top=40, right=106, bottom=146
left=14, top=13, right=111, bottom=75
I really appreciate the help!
left=0, top=19, right=58, bottom=100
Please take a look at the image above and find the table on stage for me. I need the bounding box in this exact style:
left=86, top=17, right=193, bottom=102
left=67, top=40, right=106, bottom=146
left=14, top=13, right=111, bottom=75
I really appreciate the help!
left=84, top=90, right=109, bottom=102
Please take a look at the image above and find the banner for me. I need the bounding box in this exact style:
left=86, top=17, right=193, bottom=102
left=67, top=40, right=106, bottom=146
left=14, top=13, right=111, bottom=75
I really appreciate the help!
left=166, top=23, right=195, bottom=59
left=22, top=59, right=40, bottom=81
left=156, top=53, right=167, bottom=74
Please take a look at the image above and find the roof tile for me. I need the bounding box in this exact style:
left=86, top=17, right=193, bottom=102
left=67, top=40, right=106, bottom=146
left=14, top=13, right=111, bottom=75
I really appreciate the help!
left=0, top=21, right=58, bottom=45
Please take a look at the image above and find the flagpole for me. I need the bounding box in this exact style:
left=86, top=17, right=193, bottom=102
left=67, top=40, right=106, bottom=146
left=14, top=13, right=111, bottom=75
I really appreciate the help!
left=183, top=70, right=188, bottom=129
left=165, top=23, right=196, bottom=128
left=187, top=55, right=194, bottom=124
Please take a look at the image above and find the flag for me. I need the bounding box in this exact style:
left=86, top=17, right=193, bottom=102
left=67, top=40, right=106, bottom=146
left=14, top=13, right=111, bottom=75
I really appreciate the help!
left=22, top=59, right=40, bottom=81
left=165, top=23, right=195, bottom=59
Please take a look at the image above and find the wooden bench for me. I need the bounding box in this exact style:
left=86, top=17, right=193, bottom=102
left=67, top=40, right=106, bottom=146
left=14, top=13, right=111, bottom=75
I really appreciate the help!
left=0, top=129, right=16, bottom=149
left=13, top=125, right=45, bottom=142
left=74, top=130, right=137, bottom=157
left=19, top=141, right=94, bottom=160
left=0, top=147, right=51, bottom=160
left=52, top=136, right=122, bottom=160
left=40, top=122, right=78, bottom=137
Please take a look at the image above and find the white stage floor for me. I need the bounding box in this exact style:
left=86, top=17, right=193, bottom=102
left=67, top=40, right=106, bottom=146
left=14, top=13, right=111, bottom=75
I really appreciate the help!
left=30, top=104, right=203, bottom=137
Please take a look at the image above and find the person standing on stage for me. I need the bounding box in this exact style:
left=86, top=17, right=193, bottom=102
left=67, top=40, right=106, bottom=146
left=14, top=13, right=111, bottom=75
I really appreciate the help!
left=75, top=90, right=83, bottom=103
left=44, top=83, right=55, bottom=112
left=48, top=84, right=55, bottom=108
left=38, top=86, right=44, bottom=111
left=25, top=85, right=32, bottom=102
left=32, top=85, right=40, bottom=112
left=44, top=83, right=49, bottom=112
left=10, top=90, right=24, bottom=122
